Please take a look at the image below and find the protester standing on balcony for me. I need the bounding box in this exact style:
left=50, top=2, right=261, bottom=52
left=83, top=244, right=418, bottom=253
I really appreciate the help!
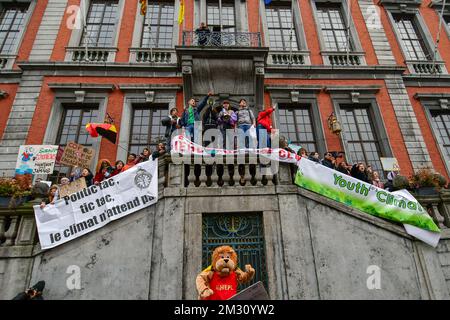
left=351, top=163, right=370, bottom=183
left=123, top=154, right=137, bottom=171
left=136, top=148, right=151, bottom=164
left=371, top=171, right=384, bottom=189
left=195, top=22, right=211, bottom=46
left=321, top=152, right=336, bottom=169
left=94, top=159, right=113, bottom=184
left=39, top=185, right=59, bottom=209
left=111, top=160, right=124, bottom=177
left=180, top=91, right=213, bottom=141
left=256, top=106, right=274, bottom=148
left=308, top=152, right=321, bottom=163
left=237, top=99, right=256, bottom=148
left=217, top=100, right=237, bottom=148
left=161, top=107, right=180, bottom=151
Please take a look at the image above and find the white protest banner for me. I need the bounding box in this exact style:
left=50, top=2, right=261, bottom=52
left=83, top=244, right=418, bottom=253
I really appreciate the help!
left=15, top=145, right=59, bottom=175
left=171, top=134, right=301, bottom=164
left=380, top=157, right=400, bottom=172
left=34, top=159, right=158, bottom=249
left=295, top=158, right=440, bottom=246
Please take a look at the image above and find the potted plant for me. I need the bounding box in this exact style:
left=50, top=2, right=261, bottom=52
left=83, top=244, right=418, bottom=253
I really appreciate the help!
left=0, top=178, right=32, bottom=208
left=434, top=173, right=448, bottom=189
left=392, top=175, right=410, bottom=191
left=410, top=169, right=440, bottom=196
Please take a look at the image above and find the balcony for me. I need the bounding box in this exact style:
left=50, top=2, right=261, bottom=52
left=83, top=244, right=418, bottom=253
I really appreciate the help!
left=322, top=51, right=366, bottom=66
left=182, top=31, right=262, bottom=48
left=129, top=48, right=177, bottom=65
left=1, top=157, right=450, bottom=252
left=406, top=60, right=448, bottom=75
left=267, top=51, right=310, bottom=66
left=65, top=47, right=117, bottom=63
left=0, top=54, right=16, bottom=70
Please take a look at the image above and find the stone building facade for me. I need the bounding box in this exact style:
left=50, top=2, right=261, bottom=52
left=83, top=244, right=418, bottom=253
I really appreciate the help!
left=1, top=0, right=450, bottom=299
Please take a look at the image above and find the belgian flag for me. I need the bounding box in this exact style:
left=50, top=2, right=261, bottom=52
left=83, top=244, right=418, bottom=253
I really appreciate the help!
left=139, top=0, right=147, bottom=16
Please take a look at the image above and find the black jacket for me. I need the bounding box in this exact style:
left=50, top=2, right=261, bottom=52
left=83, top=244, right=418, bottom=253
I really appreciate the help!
left=180, top=96, right=209, bottom=127
left=161, top=115, right=179, bottom=138
left=351, top=164, right=370, bottom=183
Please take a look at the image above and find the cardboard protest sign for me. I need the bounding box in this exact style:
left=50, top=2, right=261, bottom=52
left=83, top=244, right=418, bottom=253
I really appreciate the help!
left=15, top=145, right=58, bottom=175
left=59, top=177, right=87, bottom=198
left=380, top=157, right=400, bottom=172
left=59, top=141, right=95, bottom=168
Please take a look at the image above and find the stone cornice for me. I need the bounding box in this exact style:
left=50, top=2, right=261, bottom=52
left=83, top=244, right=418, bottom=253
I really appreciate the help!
left=47, top=82, right=116, bottom=91
left=118, top=84, right=182, bottom=91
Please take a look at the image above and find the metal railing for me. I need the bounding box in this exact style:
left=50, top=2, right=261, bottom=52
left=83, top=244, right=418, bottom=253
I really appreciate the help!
left=182, top=31, right=262, bottom=47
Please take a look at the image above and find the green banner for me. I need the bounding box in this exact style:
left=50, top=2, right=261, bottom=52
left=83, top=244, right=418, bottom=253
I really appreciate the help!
left=295, top=159, right=440, bottom=233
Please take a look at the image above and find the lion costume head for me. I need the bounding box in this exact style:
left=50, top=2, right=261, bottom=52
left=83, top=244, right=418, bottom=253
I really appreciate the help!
left=212, top=245, right=238, bottom=276
left=196, top=245, right=255, bottom=300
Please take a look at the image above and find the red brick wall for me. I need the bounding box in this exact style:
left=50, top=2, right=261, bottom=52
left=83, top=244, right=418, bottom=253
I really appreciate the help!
left=0, top=84, right=18, bottom=139
left=16, top=0, right=48, bottom=65
left=26, top=77, right=183, bottom=162
left=377, top=1, right=407, bottom=68
left=420, top=0, right=450, bottom=72
left=264, top=78, right=414, bottom=176
left=51, top=0, right=80, bottom=61
left=407, top=87, right=450, bottom=180
left=115, top=0, right=138, bottom=63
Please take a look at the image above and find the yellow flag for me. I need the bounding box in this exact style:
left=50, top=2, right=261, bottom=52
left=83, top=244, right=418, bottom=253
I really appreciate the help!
left=178, top=0, right=184, bottom=25
left=139, top=0, right=147, bottom=16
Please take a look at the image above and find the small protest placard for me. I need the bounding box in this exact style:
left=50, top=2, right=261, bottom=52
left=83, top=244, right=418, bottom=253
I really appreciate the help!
left=59, top=177, right=87, bottom=198
left=59, top=141, right=95, bottom=168
left=380, top=157, right=400, bottom=172
left=15, top=145, right=59, bottom=175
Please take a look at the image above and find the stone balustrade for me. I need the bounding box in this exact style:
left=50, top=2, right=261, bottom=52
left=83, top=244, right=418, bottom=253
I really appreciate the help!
left=0, top=200, right=38, bottom=248
left=267, top=51, right=308, bottom=66
left=129, top=48, right=176, bottom=64
left=322, top=52, right=365, bottom=66
left=406, top=60, right=447, bottom=75
left=65, top=47, right=117, bottom=63
left=1, top=158, right=448, bottom=251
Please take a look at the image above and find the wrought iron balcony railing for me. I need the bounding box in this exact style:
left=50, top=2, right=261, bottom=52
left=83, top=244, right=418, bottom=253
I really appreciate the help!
left=182, top=31, right=262, bottom=47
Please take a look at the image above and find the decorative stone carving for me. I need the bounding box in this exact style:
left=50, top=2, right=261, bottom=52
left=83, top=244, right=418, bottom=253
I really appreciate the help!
left=255, top=67, right=265, bottom=75
left=290, top=91, right=300, bottom=103
left=74, top=90, right=86, bottom=103
left=182, top=66, right=192, bottom=74
left=439, top=99, right=448, bottom=109
left=145, top=91, right=155, bottom=103
left=351, top=92, right=360, bottom=103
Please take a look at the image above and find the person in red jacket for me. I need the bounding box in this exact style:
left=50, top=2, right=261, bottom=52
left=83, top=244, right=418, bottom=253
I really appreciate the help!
left=256, top=105, right=275, bottom=148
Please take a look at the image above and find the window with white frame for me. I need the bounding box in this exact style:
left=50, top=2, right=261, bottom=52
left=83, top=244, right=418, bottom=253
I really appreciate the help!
left=430, top=110, right=450, bottom=165
left=278, top=105, right=317, bottom=152
left=141, top=1, right=174, bottom=48
left=80, top=0, right=119, bottom=47
left=0, top=2, right=30, bottom=54
left=129, top=105, right=167, bottom=155
left=265, top=4, right=299, bottom=51
left=315, top=2, right=352, bottom=51
left=339, top=105, right=384, bottom=176
left=392, top=14, right=430, bottom=61
left=50, top=106, right=99, bottom=183
left=206, top=1, right=235, bottom=33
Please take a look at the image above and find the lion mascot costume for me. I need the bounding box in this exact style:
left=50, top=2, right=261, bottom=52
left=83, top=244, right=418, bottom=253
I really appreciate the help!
left=196, top=245, right=255, bottom=300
